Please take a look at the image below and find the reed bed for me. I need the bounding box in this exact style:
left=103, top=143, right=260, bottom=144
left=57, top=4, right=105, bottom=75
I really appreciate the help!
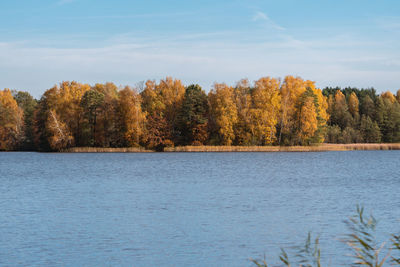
left=322, top=143, right=400, bottom=151
left=165, top=143, right=400, bottom=152
left=64, top=147, right=154, bottom=153
left=62, top=143, right=400, bottom=153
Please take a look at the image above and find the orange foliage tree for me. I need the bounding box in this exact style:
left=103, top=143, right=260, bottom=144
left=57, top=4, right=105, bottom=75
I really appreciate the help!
left=118, top=86, right=146, bottom=147
left=0, top=89, right=24, bottom=150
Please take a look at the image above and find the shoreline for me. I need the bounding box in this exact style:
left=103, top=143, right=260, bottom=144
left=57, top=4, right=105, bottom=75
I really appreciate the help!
left=63, top=147, right=154, bottom=153
left=57, top=144, right=400, bottom=153
left=2, top=144, right=400, bottom=153
left=165, top=143, right=400, bottom=152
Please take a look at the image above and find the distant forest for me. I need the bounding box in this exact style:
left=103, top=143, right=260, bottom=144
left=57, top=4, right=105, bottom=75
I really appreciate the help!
left=1, top=76, right=400, bottom=151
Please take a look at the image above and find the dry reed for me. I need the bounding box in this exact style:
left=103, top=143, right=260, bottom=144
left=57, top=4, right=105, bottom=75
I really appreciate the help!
left=165, top=143, right=400, bottom=152
left=62, top=144, right=400, bottom=153
left=64, top=147, right=154, bottom=153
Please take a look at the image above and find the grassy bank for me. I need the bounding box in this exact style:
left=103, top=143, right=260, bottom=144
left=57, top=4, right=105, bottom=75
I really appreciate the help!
left=165, top=143, right=400, bottom=152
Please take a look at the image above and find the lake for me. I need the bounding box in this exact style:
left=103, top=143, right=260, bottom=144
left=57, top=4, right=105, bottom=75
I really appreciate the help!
left=0, top=151, right=399, bottom=266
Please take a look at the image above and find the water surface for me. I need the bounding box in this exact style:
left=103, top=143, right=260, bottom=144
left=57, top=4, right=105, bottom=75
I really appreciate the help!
left=0, top=151, right=399, bottom=266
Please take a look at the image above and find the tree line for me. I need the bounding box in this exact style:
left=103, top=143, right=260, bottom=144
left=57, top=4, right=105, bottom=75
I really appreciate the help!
left=1, top=76, right=399, bottom=151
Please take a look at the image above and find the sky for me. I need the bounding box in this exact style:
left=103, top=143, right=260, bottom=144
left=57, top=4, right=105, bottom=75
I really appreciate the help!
left=0, top=0, right=400, bottom=98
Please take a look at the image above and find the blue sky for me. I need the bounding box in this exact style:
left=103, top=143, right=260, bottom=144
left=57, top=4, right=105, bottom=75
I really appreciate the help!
left=1, top=0, right=400, bottom=97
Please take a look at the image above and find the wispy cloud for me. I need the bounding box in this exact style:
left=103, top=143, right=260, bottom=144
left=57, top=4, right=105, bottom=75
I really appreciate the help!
left=252, top=11, right=268, bottom=21
left=252, top=11, right=285, bottom=31
left=1, top=30, right=398, bottom=98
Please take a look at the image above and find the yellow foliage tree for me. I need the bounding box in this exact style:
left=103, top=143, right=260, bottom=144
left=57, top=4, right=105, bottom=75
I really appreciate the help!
left=335, top=90, right=347, bottom=108
left=250, top=77, right=281, bottom=144
left=54, top=81, right=91, bottom=145
left=298, top=97, right=318, bottom=143
left=307, top=81, right=329, bottom=143
left=157, top=77, right=185, bottom=141
left=279, top=76, right=307, bottom=144
left=312, top=87, right=329, bottom=124
left=209, top=83, right=238, bottom=145
left=381, top=91, right=397, bottom=103
left=348, top=92, right=360, bottom=119
left=291, top=82, right=329, bottom=145
left=141, top=80, right=164, bottom=115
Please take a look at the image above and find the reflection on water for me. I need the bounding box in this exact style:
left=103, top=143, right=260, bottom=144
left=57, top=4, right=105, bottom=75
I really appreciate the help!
left=0, top=151, right=399, bottom=266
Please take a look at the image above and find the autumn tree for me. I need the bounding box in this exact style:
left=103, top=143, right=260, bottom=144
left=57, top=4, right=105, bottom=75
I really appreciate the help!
left=233, top=79, right=253, bottom=145
left=32, top=86, right=72, bottom=151
left=249, top=77, right=281, bottom=145
left=47, top=81, right=91, bottom=146
left=348, top=92, right=360, bottom=122
left=145, top=113, right=173, bottom=151
left=46, top=109, right=74, bottom=150
left=307, top=82, right=329, bottom=143
left=157, top=77, right=186, bottom=143
left=294, top=86, right=328, bottom=145
left=118, top=86, right=146, bottom=147
left=177, top=84, right=209, bottom=145
left=140, top=79, right=173, bottom=150
left=297, top=94, right=318, bottom=144
left=381, top=91, right=397, bottom=103
left=278, top=76, right=306, bottom=145
left=278, top=77, right=328, bottom=145
left=141, top=80, right=163, bottom=115
left=32, top=82, right=90, bottom=151
left=59, top=82, right=91, bottom=145
left=0, top=89, right=24, bottom=150
left=208, top=83, right=238, bottom=145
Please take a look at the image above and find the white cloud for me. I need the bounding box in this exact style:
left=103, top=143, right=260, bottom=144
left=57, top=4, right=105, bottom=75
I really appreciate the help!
left=0, top=31, right=399, bottom=98
left=252, top=11, right=285, bottom=31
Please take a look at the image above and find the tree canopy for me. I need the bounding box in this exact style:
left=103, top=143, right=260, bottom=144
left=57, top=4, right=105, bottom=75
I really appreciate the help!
left=1, top=77, right=399, bottom=151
